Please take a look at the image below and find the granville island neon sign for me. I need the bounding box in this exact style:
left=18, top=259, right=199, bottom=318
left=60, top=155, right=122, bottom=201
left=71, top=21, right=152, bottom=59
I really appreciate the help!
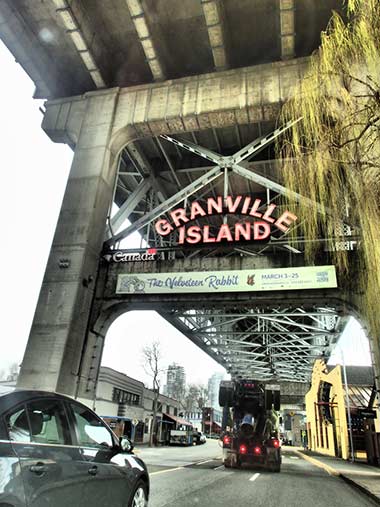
left=155, top=196, right=298, bottom=245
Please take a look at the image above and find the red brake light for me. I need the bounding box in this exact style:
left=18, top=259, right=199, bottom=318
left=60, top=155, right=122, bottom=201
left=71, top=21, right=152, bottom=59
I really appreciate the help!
left=223, top=435, right=231, bottom=445
left=273, top=439, right=280, bottom=448
left=239, top=444, right=247, bottom=454
left=254, top=446, right=261, bottom=455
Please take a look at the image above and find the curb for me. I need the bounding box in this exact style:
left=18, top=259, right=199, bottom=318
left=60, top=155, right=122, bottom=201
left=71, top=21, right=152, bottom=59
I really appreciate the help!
left=293, top=449, right=338, bottom=476
left=339, top=474, right=380, bottom=505
left=296, top=450, right=380, bottom=505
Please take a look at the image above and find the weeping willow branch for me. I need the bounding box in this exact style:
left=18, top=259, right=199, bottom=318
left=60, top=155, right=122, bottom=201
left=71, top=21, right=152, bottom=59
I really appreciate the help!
left=278, top=0, right=380, bottom=343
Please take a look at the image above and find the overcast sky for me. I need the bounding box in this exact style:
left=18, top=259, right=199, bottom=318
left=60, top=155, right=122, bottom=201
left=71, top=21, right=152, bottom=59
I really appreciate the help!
left=0, top=40, right=371, bottom=387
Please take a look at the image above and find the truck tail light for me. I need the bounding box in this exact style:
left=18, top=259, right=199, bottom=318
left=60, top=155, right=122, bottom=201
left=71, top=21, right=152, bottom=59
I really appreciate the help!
left=254, top=446, right=261, bottom=455
left=239, top=444, right=247, bottom=454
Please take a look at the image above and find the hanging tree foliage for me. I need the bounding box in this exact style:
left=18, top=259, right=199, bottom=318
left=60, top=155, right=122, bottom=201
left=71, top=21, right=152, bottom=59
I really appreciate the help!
left=279, top=0, right=380, bottom=342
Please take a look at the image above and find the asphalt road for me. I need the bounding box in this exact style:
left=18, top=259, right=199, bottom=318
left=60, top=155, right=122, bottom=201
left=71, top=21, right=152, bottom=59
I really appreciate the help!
left=135, top=440, right=378, bottom=507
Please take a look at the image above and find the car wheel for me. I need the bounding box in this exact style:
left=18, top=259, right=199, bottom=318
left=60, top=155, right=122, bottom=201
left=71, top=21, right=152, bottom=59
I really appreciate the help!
left=129, top=480, right=148, bottom=507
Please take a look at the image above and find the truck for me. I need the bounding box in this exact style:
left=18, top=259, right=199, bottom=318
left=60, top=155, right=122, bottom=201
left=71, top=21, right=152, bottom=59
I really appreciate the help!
left=169, top=428, right=194, bottom=445
left=219, top=380, right=281, bottom=472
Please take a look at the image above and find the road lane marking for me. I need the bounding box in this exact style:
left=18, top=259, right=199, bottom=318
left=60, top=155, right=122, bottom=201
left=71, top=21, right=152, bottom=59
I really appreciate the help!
left=196, top=459, right=214, bottom=465
left=150, top=467, right=184, bottom=476
left=294, top=450, right=337, bottom=476
left=249, top=473, right=260, bottom=482
left=214, top=465, right=225, bottom=470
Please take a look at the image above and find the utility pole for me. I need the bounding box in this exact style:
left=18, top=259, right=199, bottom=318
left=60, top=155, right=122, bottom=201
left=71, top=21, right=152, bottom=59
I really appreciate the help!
left=341, top=348, right=355, bottom=462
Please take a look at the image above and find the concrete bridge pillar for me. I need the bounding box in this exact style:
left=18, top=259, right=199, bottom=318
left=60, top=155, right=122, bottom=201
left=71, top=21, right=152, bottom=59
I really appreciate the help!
left=17, top=90, right=119, bottom=397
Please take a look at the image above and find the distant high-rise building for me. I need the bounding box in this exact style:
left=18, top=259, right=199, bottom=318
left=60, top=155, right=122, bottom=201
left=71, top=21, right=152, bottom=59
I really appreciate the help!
left=208, top=372, right=224, bottom=409
left=164, top=363, right=186, bottom=400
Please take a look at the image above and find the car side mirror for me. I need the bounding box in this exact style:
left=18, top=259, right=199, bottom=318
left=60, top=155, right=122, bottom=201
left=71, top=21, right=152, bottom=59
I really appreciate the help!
left=120, top=436, right=134, bottom=453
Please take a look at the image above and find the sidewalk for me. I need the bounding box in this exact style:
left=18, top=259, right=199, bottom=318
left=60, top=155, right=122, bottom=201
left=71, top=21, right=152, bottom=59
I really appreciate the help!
left=295, top=449, right=380, bottom=504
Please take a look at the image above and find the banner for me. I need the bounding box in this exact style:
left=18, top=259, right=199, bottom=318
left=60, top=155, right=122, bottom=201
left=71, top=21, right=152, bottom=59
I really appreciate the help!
left=116, top=265, right=337, bottom=295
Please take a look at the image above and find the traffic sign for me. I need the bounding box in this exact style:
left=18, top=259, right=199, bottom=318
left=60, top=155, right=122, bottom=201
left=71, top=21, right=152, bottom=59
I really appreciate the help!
left=358, top=409, right=377, bottom=419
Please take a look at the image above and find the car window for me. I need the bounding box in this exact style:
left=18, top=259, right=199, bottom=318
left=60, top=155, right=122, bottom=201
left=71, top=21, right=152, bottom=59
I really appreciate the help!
left=70, top=403, right=113, bottom=449
left=6, top=406, right=31, bottom=443
left=5, top=399, right=70, bottom=445
left=27, top=399, right=70, bottom=445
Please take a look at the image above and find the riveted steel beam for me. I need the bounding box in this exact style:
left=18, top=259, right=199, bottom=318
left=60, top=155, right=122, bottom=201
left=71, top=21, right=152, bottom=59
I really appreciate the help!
left=110, top=177, right=153, bottom=233
left=106, top=165, right=223, bottom=246
left=160, top=135, right=223, bottom=165
left=232, top=118, right=301, bottom=164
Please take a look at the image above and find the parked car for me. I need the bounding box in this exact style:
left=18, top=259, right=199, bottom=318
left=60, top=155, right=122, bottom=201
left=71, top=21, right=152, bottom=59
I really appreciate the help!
left=198, top=432, right=207, bottom=444
left=193, top=431, right=207, bottom=445
left=0, top=388, right=149, bottom=506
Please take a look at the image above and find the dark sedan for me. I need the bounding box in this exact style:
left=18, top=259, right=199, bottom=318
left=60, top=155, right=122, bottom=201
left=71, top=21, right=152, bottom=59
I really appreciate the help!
left=0, top=388, right=149, bottom=506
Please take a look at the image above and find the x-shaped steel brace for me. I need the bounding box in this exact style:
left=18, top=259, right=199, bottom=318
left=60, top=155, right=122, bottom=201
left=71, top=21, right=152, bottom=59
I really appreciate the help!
left=106, top=118, right=330, bottom=247
left=160, top=117, right=328, bottom=214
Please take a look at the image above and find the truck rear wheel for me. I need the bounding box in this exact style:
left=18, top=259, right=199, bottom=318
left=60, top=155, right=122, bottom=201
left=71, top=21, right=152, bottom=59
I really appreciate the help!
left=269, top=463, right=281, bottom=472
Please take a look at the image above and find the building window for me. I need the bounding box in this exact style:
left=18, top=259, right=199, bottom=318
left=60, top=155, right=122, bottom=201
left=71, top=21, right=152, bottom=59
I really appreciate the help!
left=112, top=388, right=140, bottom=406
left=174, top=408, right=178, bottom=416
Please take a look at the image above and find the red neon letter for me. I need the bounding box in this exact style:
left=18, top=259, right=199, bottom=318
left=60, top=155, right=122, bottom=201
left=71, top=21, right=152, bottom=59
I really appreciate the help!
left=241, top=197, right=251, bottom=215
left=253, top=221, right=271, bottom=240
left=226, top=195, right=242, bottom=213
left=235, top=222, right=251, bottom=241
left=207, top=196, right=223, bottom=215
left=170, top=208, right=189, bottom=227
left=216, top=224, right=234, bottom=243
left=274, top=211, right=298, bottom=232
left=262, top=204, right=277, bottom=224
left=249, top=199, right=263, bottom=218
left=203, top=225, right=216, bottom=243
left=155, top=219, right=173, bottom=236
left=186, top=226, right=202, bottom=244
left=178, top=226, right=185, bottom=244
left=190, top=201, right=207, bottom=220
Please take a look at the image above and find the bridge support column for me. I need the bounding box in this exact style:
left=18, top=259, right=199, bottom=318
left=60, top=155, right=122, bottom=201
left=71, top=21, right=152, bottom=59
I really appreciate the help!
left=17, top=90, right=119, bottom=398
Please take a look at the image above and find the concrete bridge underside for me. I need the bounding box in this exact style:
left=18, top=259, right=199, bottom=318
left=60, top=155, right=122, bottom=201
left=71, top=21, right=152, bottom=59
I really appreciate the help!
left=1, top=0, right=378, bottom=402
